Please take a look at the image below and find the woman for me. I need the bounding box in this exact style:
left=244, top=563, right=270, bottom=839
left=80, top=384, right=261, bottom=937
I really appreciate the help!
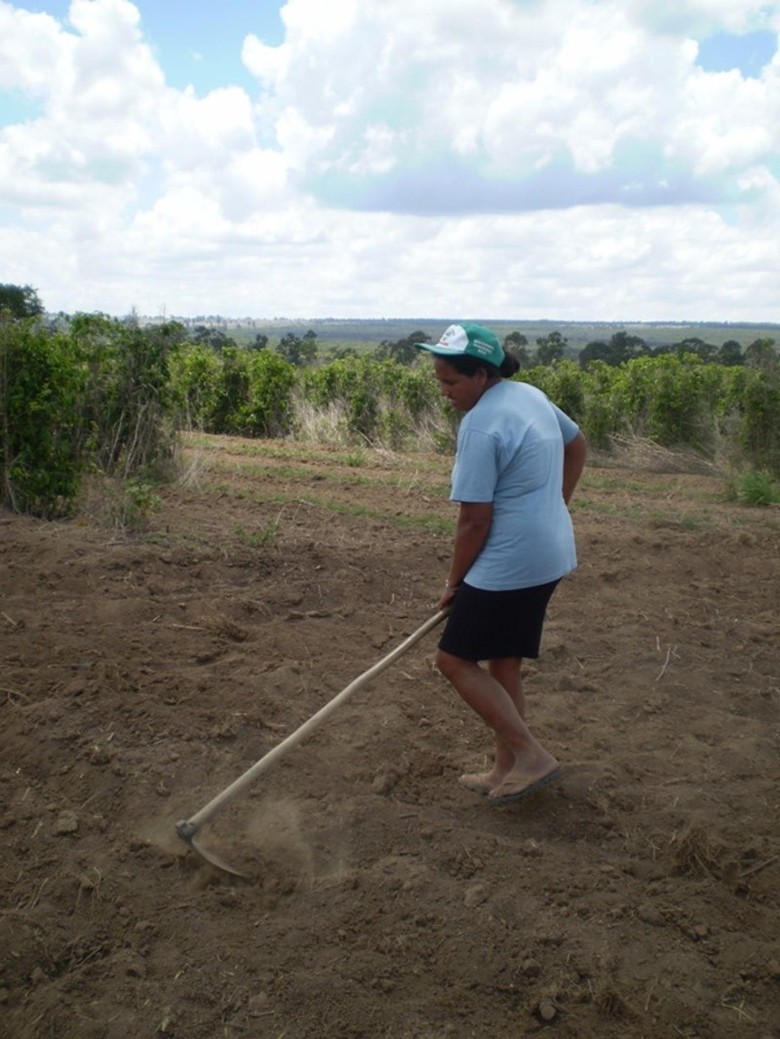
left=417, top=322, right=587, bottom=805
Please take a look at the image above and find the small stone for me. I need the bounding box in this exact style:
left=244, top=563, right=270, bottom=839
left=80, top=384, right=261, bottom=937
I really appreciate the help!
left=538, top=1000, right=557, bottom=1021
left=637, top=903, right=664, bottom=926
left=371, top=772, right=398, bottom=795
left=53, top=810, right=79, bottom=835
left=463, top=883, right=489, bottom=908
left=113, top=950, right=146, bottom=978
left=248, top=992, right=270, bottom=1015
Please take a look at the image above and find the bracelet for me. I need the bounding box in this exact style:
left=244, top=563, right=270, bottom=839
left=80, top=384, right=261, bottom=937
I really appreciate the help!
left=444, top=580, right=460, bottom=589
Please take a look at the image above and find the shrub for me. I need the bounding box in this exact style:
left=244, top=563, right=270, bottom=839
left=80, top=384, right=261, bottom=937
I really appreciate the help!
left=72, top=314, right=180, bottom=477
left=169, top=343, right=223, bottom=431
left=736, top=367, right=780, bottom=475
left=724, top=469, right=779, bottom=507
left=171, top=344, right=296, bottom=438
left=0, top=316, right=84, bottom=516
left=1, top=314, right=182, bottom=517
left=520, top=361, right=587, bottom=424
left=300, top=357, right=439, bottom=447
left=243, top=350, right=297, bottom=437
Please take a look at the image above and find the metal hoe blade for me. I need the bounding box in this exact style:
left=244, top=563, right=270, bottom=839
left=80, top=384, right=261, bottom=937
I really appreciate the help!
left=174, top=608, right=448, bottom=877
left=175, top=819, right=247, bottom=878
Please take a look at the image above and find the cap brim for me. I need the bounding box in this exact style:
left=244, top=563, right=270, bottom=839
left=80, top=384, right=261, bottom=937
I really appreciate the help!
left=414, top=342, right=463, bottom=356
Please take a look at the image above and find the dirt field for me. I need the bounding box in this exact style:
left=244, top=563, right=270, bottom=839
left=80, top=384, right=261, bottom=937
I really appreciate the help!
left=1, top=434, right=778, bottom=1039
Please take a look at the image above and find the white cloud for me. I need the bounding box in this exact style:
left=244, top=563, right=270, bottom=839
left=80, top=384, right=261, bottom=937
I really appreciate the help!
left=158, top=86, right=256, bottom=169
left=623, top=0, right=777, bottom=35
left=0, top=0, right=163, bottom=209
left=241, top=34, right=289, bottom=90
left=0, top=0, right=778, bottom=320
left=0, top=5, right=68, bottom=96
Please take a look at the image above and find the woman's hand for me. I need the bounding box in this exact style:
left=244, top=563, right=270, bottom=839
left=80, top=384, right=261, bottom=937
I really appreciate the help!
left=438, top=583, right=460, bottom=611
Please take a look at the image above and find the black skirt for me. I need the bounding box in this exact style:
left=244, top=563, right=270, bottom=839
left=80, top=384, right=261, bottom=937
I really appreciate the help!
left=438, top=579, right=561, bottom=662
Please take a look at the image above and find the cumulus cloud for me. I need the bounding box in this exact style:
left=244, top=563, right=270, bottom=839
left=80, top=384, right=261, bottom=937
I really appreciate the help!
left=246, top=0, right=779, bottom=214
left=0, top=0, right=778, bottom=319
left=0, top=0, right=162, bottom=205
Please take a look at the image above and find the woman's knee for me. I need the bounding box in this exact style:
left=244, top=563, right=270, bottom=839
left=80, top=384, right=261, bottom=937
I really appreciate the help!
left=436, top=648, right=466, bottom=682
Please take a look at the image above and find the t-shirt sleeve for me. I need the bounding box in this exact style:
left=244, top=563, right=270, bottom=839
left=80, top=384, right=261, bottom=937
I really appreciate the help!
left=450, top=429, right=498, bottom=502
left=550, top=402, right=580, bottom=444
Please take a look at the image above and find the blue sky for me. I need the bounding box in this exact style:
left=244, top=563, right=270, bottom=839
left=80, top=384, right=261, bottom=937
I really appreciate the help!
left=6, top=0, right=284, bottom=97
left=696, top=28, right=776, bottom=76
left=131, top=0, right=284, bottom=92
left=1, top=0, right=778, bottom=321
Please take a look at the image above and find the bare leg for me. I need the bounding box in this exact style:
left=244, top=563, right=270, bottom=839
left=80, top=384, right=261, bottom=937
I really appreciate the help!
left=437, top=650, right=558, bottom=797
left=485, top=658, right=524, bottom=782
left=489, top=657, right=525, bottom=717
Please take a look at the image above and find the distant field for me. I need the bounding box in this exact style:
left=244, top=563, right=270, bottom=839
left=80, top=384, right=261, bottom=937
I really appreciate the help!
left=192, top=317, right=779, bottom=354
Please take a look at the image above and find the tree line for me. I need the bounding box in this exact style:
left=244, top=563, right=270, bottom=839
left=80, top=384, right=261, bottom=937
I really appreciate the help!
left=114, top=321, right=780, bottom=371
left=1, top=284, right=778, bottom=518
left=10, top=282, right=775, bottom=372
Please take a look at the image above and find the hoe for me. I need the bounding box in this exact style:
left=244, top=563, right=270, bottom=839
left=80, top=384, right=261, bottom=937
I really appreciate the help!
left=176, top=609, right=448, bottom=877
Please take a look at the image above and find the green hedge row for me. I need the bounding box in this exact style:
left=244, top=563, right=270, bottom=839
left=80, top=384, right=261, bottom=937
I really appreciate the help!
left=2, top=315, right=778, bottom=517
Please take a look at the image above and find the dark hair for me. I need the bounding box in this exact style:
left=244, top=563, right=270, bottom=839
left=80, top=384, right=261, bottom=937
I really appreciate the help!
left=443, top=351, right=521, bottom=379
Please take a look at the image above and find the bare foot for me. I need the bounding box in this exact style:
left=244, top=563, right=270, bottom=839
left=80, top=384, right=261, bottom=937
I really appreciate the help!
left=458, top=772, right=497, bottom=796
left=487, top=761, right=561, bottom=804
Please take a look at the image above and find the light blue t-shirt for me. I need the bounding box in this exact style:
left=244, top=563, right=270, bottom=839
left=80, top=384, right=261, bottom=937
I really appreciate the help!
left=450, top=380, right=579, bottom=591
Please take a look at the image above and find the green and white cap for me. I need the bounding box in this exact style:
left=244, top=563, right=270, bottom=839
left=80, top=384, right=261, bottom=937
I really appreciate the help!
left=415, top=323, right=504, bottom=368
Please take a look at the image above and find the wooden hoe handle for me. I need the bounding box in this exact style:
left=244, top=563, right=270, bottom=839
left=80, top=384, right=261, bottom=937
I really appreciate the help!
left=178, top=608, right=449, bottom=836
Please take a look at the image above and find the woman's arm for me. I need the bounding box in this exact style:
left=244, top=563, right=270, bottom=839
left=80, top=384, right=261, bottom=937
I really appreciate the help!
left=439, top=501, right=493, bottom=608
left=562, top=431, right=587, bottom=505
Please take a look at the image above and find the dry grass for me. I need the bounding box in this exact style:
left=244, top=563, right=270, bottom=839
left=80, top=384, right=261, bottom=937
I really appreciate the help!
left=292, top=398, right=353, bottom=446
left=597, top=434, right=719, bottom=475
left=665, top=825, right=725, bottom=877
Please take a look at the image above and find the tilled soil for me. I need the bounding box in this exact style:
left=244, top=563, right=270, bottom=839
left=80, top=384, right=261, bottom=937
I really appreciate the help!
left=1, top=437, right=778, bottom=1038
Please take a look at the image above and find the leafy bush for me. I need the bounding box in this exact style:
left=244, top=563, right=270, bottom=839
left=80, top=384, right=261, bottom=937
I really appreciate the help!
left=169, top=344, right=223, bottom=430
left=578, top=361, right=623, bottom=449
left=170, top=344, right=296, bottom=436
left=243, top=350, right=297, bottom=436
left=0, top=316, right=84, bottom=516
left=300, top=356, right=439, bottom=447
left=72, top=314, right=180, bottom=477
left=1, top=314, right=183, bottom=517
left=520, top=361, right=586, bottom=424
left=606, top=354, right=720, bottom=449
left=735, top=367, right=780, bottom=475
